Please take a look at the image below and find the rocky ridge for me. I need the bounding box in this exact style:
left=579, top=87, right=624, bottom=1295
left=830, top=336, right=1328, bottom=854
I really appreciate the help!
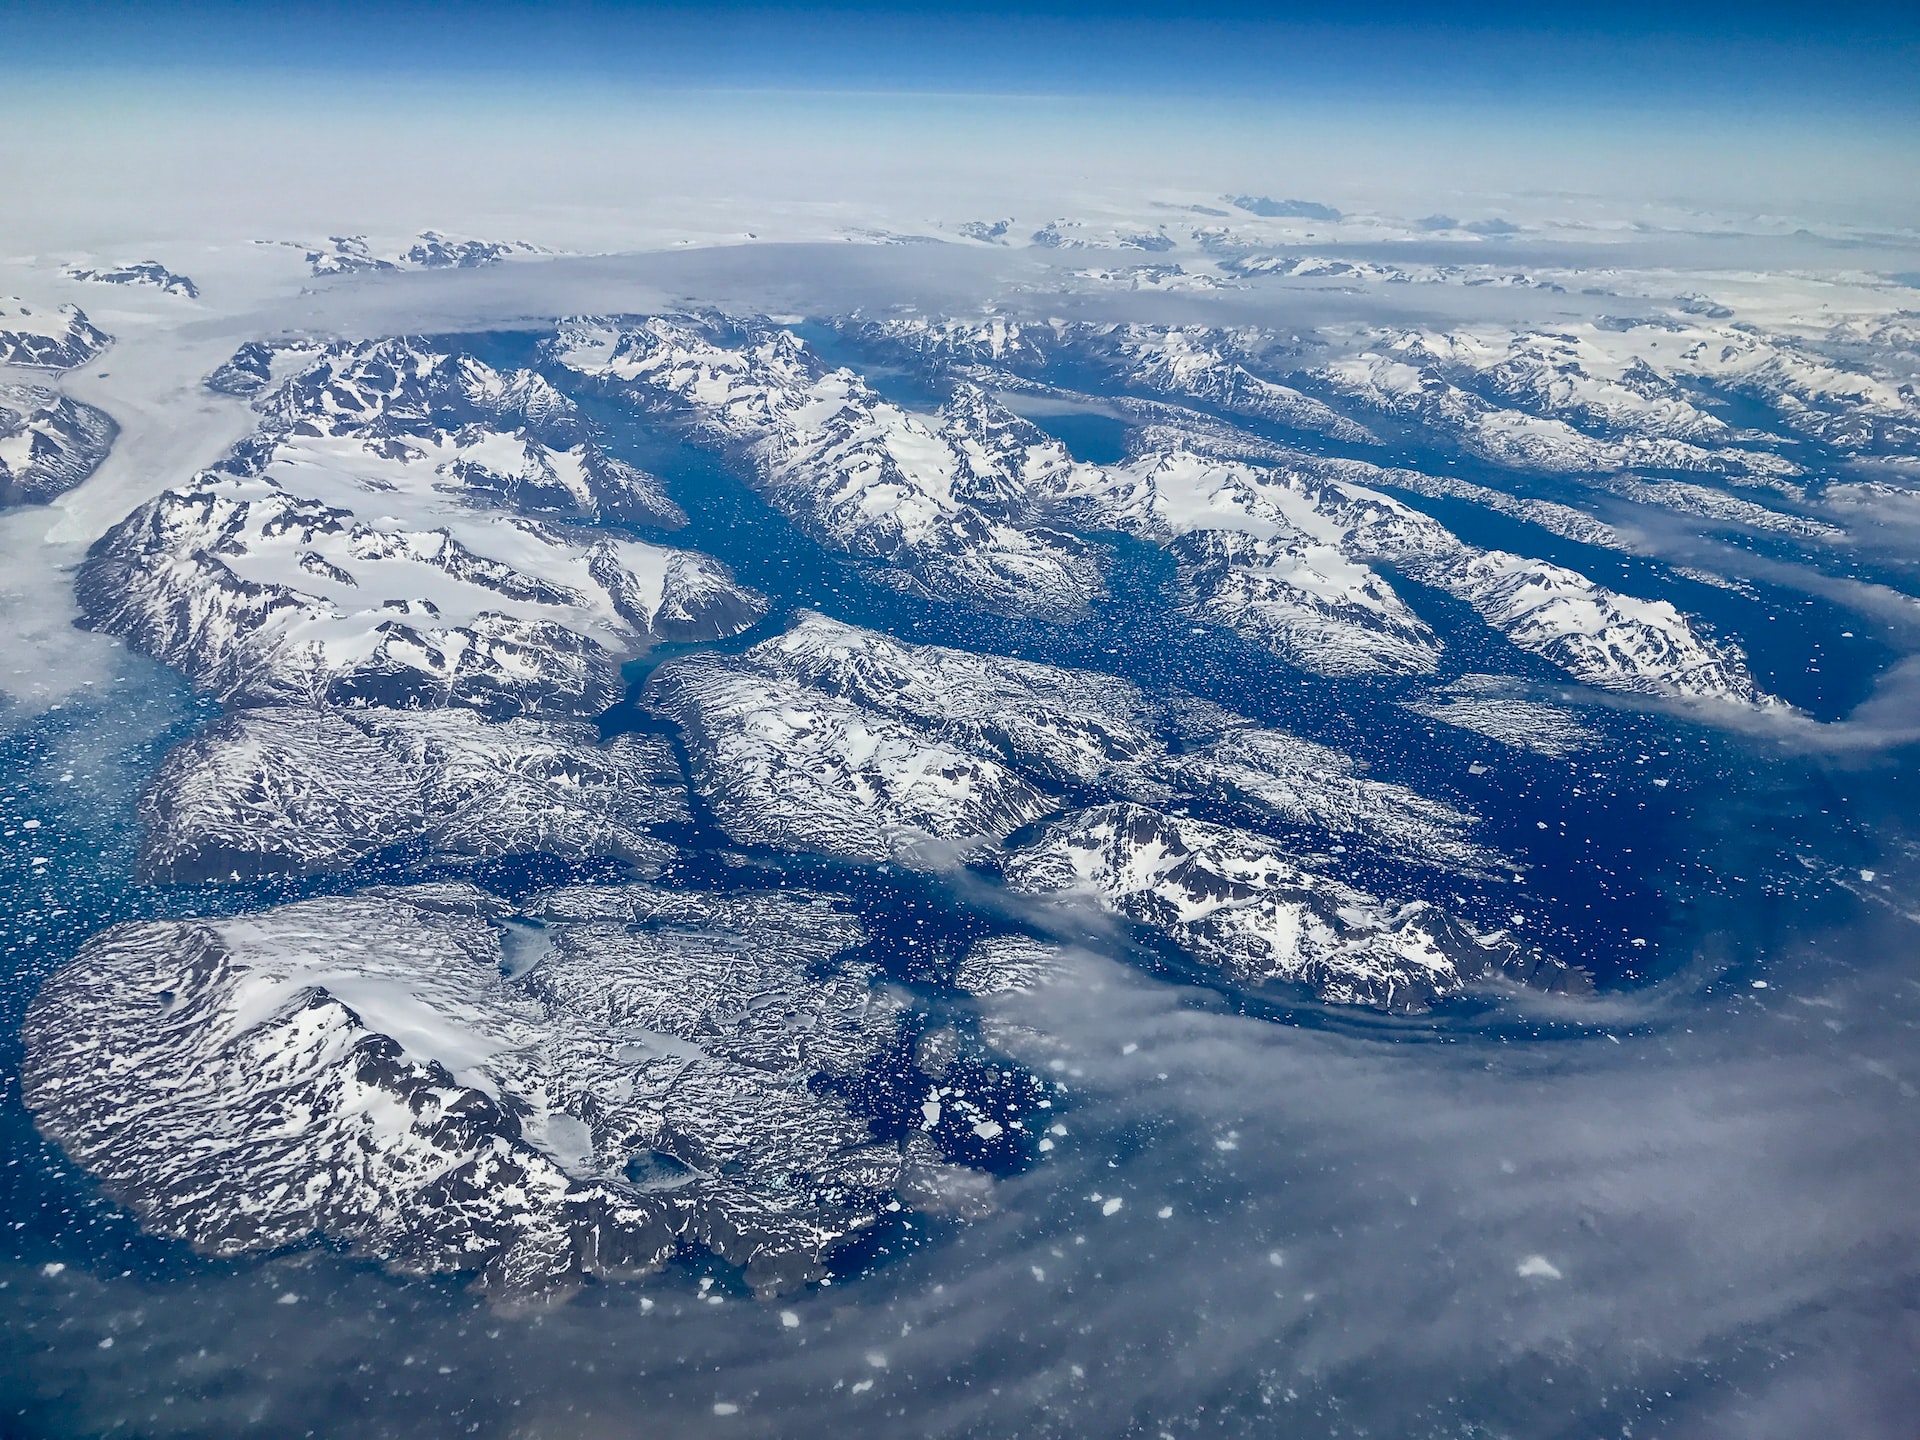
left=80, top=338, right=745, bottom=716
left=550, top=315, right=1104, bottom=620
left=298, top=232, right=545, bottom=277
left=0, top=382, right=116, bottom=507
left=1002, top=804, right=1586, bottom=1011
left=22, top=882, right=1001, bottom=1297
left=137, top=706, right=688, bottom=883
left=0, top=299, right=109, bottom=370
left=62, top=261, right=199, bottom=299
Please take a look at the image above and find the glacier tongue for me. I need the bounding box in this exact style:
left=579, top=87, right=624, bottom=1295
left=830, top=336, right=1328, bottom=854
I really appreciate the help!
left=20, top=882, right=980, bottom=1298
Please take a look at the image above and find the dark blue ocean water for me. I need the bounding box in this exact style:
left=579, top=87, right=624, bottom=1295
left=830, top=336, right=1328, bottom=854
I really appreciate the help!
left=3, top=332, right=1917, bottom=1439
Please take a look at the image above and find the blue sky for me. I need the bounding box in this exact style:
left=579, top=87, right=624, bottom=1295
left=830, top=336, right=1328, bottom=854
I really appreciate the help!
left=3, top=0, right=1915, bottom=241
left=7, top=0, right=1918, bottom=116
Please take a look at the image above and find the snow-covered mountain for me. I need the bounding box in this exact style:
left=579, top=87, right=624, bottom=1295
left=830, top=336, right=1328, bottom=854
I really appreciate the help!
left=1047, top=443, right=1767, bottom=702
left=1002, top=804, right=1586, bottom=1011
left=0, top=382, right=115, bottom=507
left=1159, top=726, right=1496, bottom=872
left=843, top=309, right=1920, bottom=536
left=62, top=260, right=199, bottom=299
left=827, top=318, right=1774, bottom=703
left=81, top=339, right=750, bottom=715
left=743, top=610, right=1162, bottom=788
left=642, top=616, right=1537, bottom=1007
left=647, top=612, right=1499, bottom=875
left=1370, top=319, right=1920, bottom=460
left=297, top=232, right=545, bottom=277
left=1599, top=475, right=1840, bottom=539
left=0, top=299, right=109, bottom=370
left=648, top=650, right=1055, bottom=861
left=137, top=706, right=688, bottom=882
left=26, top=277, right=1890, bottom=1323
left=1100, top=327, right=1378, bottom=443
left=1312, top=342, right=1799, bottom=480
left=836, top=316, right=1374, bottom=446
left=22, top=882, right=1001, bottom=1298
left=1226, top=254, right=1565, bottom=290
left=855, top=313, right=1797, bottom=478
left=550, top=315, right=1104, bottom=619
